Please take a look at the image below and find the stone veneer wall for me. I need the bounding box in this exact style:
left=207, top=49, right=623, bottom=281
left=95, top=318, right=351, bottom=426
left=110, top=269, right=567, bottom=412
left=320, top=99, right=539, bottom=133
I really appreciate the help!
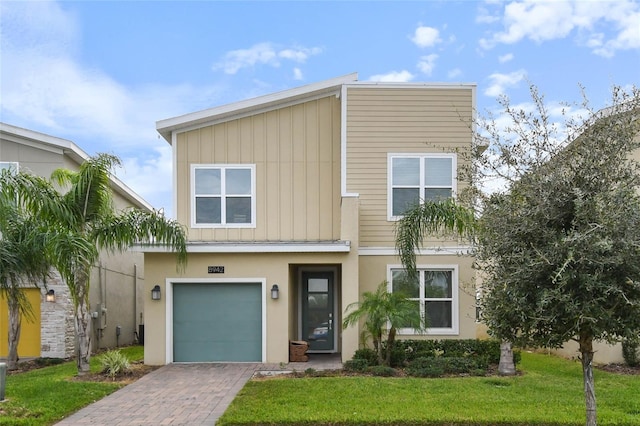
left=40, top=271, right=75, bottom=359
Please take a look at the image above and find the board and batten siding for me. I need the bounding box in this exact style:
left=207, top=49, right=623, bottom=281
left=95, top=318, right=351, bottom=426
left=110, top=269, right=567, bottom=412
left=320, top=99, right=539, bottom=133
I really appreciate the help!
left=176, top=95, right=342, bottom=242
left=345, top=86, right=475, bottom=247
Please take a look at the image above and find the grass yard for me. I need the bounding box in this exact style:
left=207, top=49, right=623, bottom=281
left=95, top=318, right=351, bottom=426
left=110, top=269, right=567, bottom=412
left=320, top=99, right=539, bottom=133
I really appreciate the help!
left=218, top=352, right=640, bottom=426
left=0, top=345, right=144, bottom=426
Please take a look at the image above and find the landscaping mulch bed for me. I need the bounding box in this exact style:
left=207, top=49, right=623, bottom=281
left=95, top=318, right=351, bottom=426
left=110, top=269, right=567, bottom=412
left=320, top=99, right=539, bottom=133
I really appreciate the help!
left=596, top=363, right=640, bottom=375
left=69, top=361, right=160, bottom=384
left=6, top=358, right=159, bottom=385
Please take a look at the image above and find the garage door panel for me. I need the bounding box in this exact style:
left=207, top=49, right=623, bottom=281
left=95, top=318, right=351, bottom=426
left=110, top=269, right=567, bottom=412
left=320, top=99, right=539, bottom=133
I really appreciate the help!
left=173, top=283, right=262, bottom=362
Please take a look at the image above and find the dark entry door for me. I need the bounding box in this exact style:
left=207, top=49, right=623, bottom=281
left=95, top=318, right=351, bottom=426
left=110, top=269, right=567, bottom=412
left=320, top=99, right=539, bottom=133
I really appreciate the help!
left=302, top=271, right=335, bottom=351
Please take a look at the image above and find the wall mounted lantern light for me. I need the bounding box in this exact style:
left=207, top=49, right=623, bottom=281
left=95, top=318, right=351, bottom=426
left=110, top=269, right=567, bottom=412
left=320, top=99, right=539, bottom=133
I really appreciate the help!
left=151, top=285, right=161, bottom=301
left=45, top=289, right=55, bottom=303
left=270, top=284, right=279, bottom=300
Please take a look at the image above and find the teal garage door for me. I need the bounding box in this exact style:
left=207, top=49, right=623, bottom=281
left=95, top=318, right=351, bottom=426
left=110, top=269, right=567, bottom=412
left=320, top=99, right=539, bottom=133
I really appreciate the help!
left=173, top=283, right=262, bottom=362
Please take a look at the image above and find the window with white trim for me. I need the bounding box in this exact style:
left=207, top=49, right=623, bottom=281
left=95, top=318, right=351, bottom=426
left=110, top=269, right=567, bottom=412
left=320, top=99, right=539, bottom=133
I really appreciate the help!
left=191, top=164, right=256, bottom=227
left=388, top=154, right=456, bottom=219
left=389, top=265, right=459, bottom=335
left=0, top=162, right=18, bottom=173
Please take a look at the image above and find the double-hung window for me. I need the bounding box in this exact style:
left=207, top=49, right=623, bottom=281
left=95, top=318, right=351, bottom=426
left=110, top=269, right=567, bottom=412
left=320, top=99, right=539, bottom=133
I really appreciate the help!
left=191, top=164, right=255, bottom=228
left=388, top=153, right=456, bottom=219
left=389, top=265, right=459, bottom=335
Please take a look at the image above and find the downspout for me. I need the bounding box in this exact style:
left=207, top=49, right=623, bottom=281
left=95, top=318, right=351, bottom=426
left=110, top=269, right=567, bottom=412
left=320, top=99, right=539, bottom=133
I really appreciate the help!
left=133, top=263, right=137, bottom=343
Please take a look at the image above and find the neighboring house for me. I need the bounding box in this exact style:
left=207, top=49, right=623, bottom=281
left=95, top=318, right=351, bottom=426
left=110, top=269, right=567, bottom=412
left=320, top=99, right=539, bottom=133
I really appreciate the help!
left=0, top=123, right=149, bottom=359
left=141, top=73, right=477, bottom=365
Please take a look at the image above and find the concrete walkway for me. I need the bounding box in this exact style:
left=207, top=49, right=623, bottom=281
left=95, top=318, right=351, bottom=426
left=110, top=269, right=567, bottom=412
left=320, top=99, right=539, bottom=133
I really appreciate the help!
left=55, top=354, right=342, bottom=425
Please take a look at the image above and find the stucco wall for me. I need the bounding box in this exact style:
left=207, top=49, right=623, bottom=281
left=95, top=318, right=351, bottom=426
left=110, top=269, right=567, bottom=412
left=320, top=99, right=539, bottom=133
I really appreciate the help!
left=143, top=250, right=358, bottom=365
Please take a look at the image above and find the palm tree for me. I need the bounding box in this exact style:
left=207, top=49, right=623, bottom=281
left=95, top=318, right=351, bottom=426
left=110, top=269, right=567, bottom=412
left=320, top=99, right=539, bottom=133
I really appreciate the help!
left=0, top=174, right=54, bottom=370
left=343, top=281, right=425, bottom=366
left=3, top=154, right=187, bottom=374
left=394, top=198, right=516, bottom=375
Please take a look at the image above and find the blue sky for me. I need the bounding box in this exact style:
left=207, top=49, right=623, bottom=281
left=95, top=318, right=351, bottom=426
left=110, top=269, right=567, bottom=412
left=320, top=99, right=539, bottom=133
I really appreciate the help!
left=1, top=0, right=638, bottom=217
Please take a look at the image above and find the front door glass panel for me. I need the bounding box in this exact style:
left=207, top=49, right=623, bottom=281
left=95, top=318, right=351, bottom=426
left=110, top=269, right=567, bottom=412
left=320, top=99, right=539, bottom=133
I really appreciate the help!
left=302, top=272, right=334, bottom=351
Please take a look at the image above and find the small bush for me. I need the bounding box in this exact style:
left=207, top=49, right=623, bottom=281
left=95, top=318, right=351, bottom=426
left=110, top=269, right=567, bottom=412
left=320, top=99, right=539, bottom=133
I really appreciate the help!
left=622, top=336, right=640, bottom=367
left=343, top=359, right=369, bottom=372
left=34, top=357, right=65, bottom=367
left=353, top=348, right=379, bottom=366
left=368, top=365, right=397, bottom=377
left=99, top=350, right=131, bottom=379
left=406, top=357, right=445, bottom=377
left=441, top=357, right=479, bottom=374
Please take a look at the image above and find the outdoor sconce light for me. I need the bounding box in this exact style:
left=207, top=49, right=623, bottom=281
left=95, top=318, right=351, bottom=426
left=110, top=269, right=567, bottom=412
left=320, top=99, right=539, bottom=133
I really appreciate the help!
left=151, top=285, right=161, bottom=301
left=45, top=289, right=55, bottom=303
left=270, top=284, right=279, bottom=300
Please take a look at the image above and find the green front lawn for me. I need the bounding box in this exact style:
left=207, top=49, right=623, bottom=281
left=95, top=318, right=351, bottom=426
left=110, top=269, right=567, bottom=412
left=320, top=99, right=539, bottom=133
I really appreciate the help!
left=218, top=352, right=640, bottom=426
left=0, top=346, right=144, bottom=426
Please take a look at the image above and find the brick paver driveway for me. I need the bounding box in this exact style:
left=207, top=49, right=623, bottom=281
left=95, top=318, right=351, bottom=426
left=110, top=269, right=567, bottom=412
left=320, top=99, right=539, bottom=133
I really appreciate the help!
left=55, top=363, right=260, bottom=425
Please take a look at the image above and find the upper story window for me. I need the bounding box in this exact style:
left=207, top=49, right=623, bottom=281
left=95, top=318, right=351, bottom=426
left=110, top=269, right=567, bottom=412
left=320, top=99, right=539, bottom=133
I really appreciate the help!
left=191, top=164, right=256, bottom=228
left=0, top=162, right=18, bottom=174
left=389, top=265, right=459, bottom=335
left=388, top=153, right=456, bottom=220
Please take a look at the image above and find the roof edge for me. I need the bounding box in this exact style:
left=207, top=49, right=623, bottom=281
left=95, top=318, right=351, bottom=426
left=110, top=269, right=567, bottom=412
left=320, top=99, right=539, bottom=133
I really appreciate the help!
left=0, top=122, right=154, bottom=211
left=156, top=72, right=359, bottom=143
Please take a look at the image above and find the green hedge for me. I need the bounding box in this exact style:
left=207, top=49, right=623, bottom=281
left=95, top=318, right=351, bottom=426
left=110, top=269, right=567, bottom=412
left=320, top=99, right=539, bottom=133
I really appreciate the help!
left=388, top=339, right=520, bottom=368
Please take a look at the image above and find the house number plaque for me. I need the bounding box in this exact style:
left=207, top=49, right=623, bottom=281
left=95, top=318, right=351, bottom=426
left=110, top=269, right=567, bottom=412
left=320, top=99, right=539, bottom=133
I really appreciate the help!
left=208, top=266, right=225, bottom=274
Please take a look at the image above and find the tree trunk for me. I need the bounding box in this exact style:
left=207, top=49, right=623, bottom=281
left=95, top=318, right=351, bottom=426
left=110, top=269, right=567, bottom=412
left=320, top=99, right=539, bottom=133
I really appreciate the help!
left=7, top=299, right=21, bottom=371
left=385, top=328, right=397, bottom=367
left=75, top=298, right=92, bottom=375
left=580, top=334, right=597, bottom=426
left=498, top=340, right=516, bottom=375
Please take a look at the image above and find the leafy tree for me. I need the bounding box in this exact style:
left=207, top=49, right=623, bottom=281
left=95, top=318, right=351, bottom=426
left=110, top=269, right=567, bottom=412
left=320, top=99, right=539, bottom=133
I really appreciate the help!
left=476, top=86, right=640, bottom=426
left=342, top=281, right=425, bottom=366
left=1, top=154, right=187, bottom=374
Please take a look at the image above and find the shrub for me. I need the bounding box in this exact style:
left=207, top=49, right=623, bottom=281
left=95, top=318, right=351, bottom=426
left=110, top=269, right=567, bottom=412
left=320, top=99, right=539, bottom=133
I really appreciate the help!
left=391, top=339, right=516, bottom=366
left=622, top=336, right=640, bottom=367
left=368, top=365, right=397, bottom=377
left=406, top=357, right=445, bottom=378
left=99, top=349, right=131, bottom=379
left=343, top=359, right=369, bottom=373
left=441, top=357, right=479, bottom=374
left=353, top=348, right=379, bottom=366
left=33, top=357, right=65, bottom=367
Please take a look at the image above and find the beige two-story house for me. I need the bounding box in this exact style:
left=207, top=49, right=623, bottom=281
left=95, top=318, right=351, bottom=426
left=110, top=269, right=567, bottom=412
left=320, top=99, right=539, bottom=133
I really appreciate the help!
left=141, top=73, right=477, bottom=365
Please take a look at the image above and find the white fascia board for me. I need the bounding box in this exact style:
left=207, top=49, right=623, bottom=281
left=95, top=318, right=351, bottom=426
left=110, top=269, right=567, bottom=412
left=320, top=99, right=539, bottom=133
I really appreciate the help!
left=134, top=240, right=352, bottom=253
left=0, top=122, right=154, bottom=212
left=156, top=73, right=359, bottom=143
left=358, top=246, right=474, bottom=256
left=345, top=82, right=477, bottom=90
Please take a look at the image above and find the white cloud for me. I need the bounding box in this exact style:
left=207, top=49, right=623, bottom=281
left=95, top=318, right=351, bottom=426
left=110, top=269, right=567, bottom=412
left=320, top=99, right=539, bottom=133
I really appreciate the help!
left=213, top=43, right=322, bottom=74
left=448, top=68, right=463, bottom=79
left=498, top=53, right=514, bottom=63
left=484, top=69, right=527, bottom=97
left=411, top=26, right=442, bottom=48
left=478, top=0, right=640, bottom=57
left=119, top=146, right=174, bottom=215
left=0, top=1, right=227, bottom=216
left=476, top=5, right=500, bottom=24
left=293, top=68, right=304, bottom=80
left=417, top=54, right=438, bottom=76
left=369, top=70, right=415, bottom=83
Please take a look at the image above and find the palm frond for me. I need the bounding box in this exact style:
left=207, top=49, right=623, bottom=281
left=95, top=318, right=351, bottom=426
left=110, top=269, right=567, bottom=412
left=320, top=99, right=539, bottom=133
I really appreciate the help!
left=93, top=208, right=188, bottom=270
left=395, top=198, right=476, bottom=278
